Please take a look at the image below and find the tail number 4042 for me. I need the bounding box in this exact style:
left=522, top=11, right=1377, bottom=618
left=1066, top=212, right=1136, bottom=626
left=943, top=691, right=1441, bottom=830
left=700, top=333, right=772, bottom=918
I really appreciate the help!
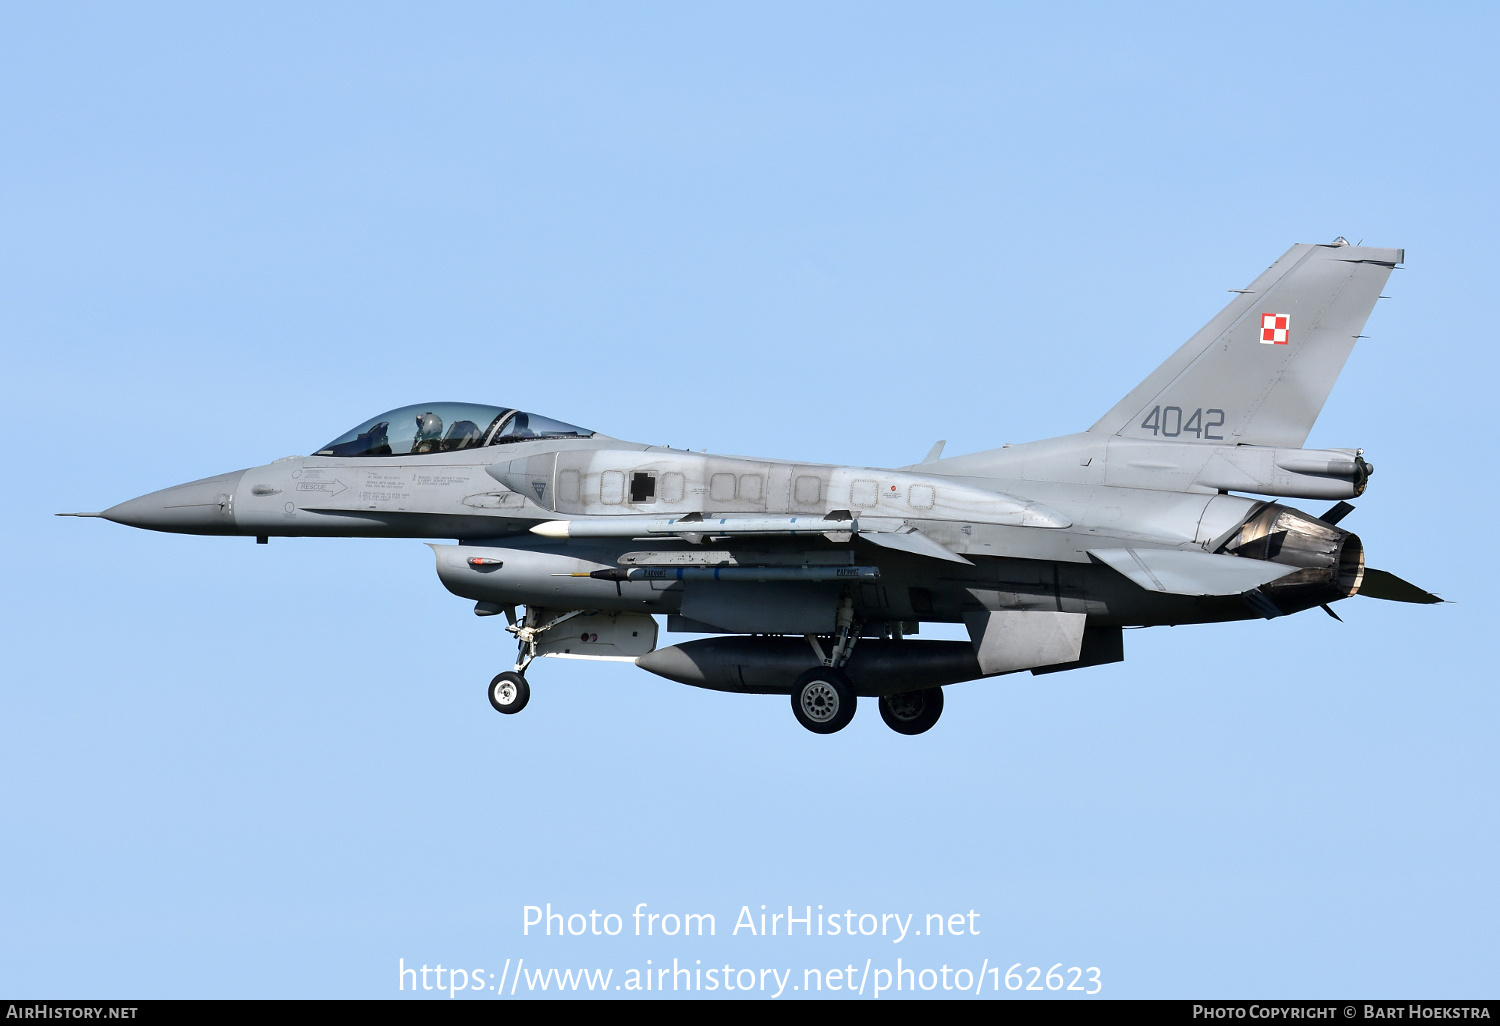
left=1140, top=406, right=1225, bottom=440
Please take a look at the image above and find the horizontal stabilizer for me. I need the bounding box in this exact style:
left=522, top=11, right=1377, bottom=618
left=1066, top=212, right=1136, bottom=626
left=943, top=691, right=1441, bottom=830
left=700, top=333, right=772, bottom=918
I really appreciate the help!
left=1359, top=568, right=1443, bottom=604
left=1319, top=501, right=1356, bottom=525
left=1089, top=548, right=1300, bottom=596
left=859, top=526, right=973, bottom=564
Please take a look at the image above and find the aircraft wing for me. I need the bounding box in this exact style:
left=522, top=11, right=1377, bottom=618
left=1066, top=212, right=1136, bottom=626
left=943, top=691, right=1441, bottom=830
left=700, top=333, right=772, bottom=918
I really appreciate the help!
left=532, top=514, right=1021, bottom=556
left=532, top=514, right=859, bottom=538
left=856, top=525, right=973, bottom=564
left=1089, top=547, right=1300, bottom=596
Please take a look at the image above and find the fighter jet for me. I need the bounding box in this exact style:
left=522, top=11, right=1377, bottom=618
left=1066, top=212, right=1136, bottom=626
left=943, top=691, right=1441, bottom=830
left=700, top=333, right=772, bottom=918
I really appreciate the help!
left=66, top=239, right=1440, bottom=734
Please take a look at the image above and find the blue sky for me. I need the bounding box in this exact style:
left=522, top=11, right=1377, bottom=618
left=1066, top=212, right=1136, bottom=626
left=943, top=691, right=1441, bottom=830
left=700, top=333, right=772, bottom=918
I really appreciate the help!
left=2, top=2, right=1495, bottom=999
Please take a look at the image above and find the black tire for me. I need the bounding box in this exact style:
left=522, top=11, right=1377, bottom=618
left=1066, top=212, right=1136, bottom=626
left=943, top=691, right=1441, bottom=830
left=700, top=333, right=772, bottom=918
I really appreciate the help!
left=791, top=667, right=857, bottom=734
left=488, top=671, right=530, bottom=714
left=878, top=687, right=944, bottom=735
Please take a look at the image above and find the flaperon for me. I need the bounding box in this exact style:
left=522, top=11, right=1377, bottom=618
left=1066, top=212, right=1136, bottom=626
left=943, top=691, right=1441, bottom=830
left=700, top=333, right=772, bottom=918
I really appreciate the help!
left=66, top=239, right=1440, bottom=735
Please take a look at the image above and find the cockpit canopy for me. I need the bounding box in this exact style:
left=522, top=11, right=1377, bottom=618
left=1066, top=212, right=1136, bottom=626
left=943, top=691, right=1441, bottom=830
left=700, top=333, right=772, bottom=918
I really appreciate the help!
left=315, top=403, right=593, bottom=457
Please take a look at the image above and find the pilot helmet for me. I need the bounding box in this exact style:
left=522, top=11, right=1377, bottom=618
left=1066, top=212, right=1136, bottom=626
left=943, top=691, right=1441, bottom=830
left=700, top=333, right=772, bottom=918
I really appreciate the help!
left=415, top=411, right=443, bottom=440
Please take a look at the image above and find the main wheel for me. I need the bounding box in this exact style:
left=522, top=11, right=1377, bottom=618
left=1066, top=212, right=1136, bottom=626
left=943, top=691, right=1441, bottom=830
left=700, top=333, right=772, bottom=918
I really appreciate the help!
left=879, top=687, right=944, bottom=735
left=791, top=667, right=857, bottom=734
left=488, top=671, right=530, bottom=714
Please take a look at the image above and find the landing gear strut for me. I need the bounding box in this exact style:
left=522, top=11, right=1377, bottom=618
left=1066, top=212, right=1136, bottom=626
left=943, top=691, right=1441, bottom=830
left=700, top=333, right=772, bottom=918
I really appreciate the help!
left=484, top=605, right=584, bottom=716
left=790, top=593, right=864, bottom=734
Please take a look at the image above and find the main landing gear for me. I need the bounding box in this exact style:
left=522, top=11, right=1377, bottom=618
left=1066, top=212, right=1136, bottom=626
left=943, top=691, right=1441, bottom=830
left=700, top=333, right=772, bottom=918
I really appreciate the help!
left=790, top=600, right=945, bottom=735
left=877, top=687, right=944, bottom=735
left=791, top=667, right=857, bottom=734
left=789, top=671, right=945, bottom=736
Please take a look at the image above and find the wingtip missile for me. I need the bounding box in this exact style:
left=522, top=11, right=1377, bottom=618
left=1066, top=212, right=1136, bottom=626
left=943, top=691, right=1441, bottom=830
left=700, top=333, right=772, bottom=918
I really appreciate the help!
left=530, top=521, right=572, bottom=538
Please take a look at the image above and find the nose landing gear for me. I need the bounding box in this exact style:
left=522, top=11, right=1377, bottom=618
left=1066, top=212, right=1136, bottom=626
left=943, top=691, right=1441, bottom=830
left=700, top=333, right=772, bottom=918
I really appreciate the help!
left=484, top=606, right=590, bottom=716
left=488, top=671, right=530, bottom=714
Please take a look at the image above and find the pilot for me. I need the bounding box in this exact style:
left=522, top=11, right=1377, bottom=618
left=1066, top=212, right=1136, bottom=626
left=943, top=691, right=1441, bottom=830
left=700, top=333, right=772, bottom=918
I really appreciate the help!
left=412, top=411, right=444, bottom=454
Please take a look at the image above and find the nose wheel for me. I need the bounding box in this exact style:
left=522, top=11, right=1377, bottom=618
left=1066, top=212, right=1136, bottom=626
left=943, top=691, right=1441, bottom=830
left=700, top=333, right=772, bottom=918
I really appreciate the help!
left=791, top=667, right=857, bottom=734
left=488, top=671, right=531, bottom=714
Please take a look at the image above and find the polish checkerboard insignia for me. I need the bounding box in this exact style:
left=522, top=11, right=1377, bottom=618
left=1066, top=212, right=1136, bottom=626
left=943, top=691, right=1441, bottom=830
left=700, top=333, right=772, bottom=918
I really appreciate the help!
left=1260, top=313, right=1290, bottom=345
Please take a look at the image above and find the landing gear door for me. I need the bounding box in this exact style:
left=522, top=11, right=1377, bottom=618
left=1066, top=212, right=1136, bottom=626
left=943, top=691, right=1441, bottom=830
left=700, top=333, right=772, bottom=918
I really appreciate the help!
left=535, top=611, right=658, bottom=661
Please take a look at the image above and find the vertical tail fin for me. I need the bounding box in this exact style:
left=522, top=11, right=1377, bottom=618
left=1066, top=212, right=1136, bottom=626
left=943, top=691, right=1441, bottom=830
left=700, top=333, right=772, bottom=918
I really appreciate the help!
left=1090, top=240, right=1402, bottom=447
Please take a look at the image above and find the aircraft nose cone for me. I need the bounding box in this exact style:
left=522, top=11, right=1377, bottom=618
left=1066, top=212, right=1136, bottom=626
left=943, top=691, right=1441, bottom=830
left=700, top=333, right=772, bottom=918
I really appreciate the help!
left=102, top=470, right=247, bottom=534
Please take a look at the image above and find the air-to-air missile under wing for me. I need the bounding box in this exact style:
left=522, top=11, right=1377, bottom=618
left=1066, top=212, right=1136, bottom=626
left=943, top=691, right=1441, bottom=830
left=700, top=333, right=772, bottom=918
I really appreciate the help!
left=66, top=239, right=1441, bottom=734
